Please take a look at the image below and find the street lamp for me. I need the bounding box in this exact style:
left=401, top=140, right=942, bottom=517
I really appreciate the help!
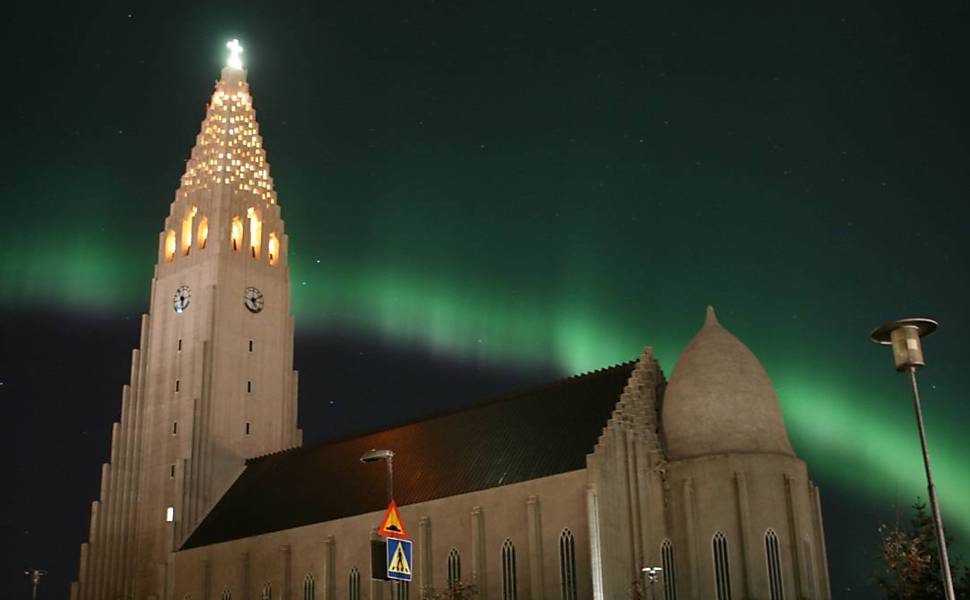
left=24, top=568, right=47, bottom=600
left=870, top=317, right=955, bottom=600
left=641, top=566, right=662, bottom=600
left=360, top=448, right=395, bottom=503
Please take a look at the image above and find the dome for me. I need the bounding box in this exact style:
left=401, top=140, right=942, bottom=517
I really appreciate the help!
left=661, top=307, right=794, bottom=460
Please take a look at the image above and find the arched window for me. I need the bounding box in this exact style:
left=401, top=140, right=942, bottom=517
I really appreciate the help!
left=247, top=207, right=261, bottom=258
left=348, top=567, right=360, bottom=600
left=220, top=586, right=231, bottom=600
left=268, top=232, right=280, bottom=265
left=231, top=216, right=243, bottom=251
left=559, top=528, right=577, bottom=600
left=181, top=206, right=197, bottom=255
left=165, top=230, right=177, bottom=262
left=261, top=583, right=272, bottom=600
left=765, top=529, right=784, bottom=600
left=661, top=538, right=677, bottom=600
left=712, top=531, right=732, bottom=600
left=502, top=538, right=517, bottom=600
left=447, top=547, right=461, bottom=589
left=197, top=216, right=209, bottom=249
left=303, top=574, right=315, bottom=600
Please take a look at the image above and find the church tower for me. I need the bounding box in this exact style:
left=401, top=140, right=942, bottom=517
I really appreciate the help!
left=72, top=41, right=302, bottom=600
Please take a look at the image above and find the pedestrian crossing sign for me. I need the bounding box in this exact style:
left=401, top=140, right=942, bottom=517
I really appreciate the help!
left=386, top=538, right=413, bottom=582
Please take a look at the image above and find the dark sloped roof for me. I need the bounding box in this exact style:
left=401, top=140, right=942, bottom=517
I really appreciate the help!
left=183, top=362, right=635, bottom=549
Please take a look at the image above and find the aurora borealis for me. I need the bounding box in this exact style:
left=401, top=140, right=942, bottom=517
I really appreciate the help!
left=2, top=1, right=969, bottom=597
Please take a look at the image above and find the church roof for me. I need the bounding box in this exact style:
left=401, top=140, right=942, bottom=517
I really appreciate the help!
left=661, top=307, right=795, bottom=460
left=182, top=362, right=636, bottom=549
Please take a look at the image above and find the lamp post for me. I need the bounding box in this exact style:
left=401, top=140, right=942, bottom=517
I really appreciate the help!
left=870, top=317, right=955, bottom=600
left=24, top=568, right=47, bottom=600
left=360, top=448, right=395, bottom=503
left=641, top=566, right=662, bottom=600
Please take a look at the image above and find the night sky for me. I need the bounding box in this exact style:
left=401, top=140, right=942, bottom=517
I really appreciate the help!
left=2, top=1, right=969, bottom=597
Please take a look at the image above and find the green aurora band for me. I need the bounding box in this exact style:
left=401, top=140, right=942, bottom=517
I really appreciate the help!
left=3, top=225, right=968, bottom=543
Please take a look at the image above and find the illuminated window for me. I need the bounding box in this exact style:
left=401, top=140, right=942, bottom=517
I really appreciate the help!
left=268, top=232, right=280, bottom=265
left=247, top=207, right=261, bottom=258
left=231, top=216, right=243, bottom=251
left=221, top=588, right=231, bottom=600
left=165, top=506, right=174, bottom=522
left=197, top=216, right=209, bottom=249
left=713, top=531, right=732, bottom=600
left=164, top=230, right=177, bottom=262
left=765, top=530, right=784, bottom=600
left=261, top=583, right=271, bottom=600
left=181, top=206, right=198, bottom=255
left=661, top=539, right=677, bottom=600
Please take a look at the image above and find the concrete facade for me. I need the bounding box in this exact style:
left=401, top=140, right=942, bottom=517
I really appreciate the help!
left=73, top=60, right=831, bottom=600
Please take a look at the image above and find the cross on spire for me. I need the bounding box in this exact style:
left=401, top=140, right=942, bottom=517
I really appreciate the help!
left=227, top=39, right=244, bottom=70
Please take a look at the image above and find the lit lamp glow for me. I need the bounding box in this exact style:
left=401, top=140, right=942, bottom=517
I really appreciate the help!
left=227, top=39, right=244, bottom=70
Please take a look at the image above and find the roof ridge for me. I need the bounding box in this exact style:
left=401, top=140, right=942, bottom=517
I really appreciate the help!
left=247, top=360, right=637, bottom=465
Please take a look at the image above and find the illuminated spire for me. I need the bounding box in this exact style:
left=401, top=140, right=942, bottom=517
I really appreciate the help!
left=227, top=39, right=244, bottom=70
left=176, top=43, right=277, bottom=205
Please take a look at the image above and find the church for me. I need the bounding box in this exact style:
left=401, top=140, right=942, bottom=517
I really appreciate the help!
left=71, top=43, right=831, bottom=600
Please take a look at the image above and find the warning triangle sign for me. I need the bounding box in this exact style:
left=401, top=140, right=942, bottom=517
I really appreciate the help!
left=389, top=542, right=412, bottom=575
left=378, top=499, right=409, bottom=538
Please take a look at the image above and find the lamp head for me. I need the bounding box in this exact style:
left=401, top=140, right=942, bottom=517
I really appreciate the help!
left=870, top=317, right=938, bottom=371
left=360, top=448, right=394, bottom=463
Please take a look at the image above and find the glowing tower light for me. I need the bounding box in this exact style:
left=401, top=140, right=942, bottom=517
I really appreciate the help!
left=227, top=39, right=244, bottom=70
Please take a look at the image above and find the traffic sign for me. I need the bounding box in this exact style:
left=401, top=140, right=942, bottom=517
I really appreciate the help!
left=377, top=499, right=409, bottom=538
left=386, top=538, right=413, bottom=582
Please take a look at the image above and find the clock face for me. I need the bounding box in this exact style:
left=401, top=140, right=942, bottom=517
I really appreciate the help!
left=173, top=285, right=191, bottom=313
left=244, top=287, right=264, bottom=313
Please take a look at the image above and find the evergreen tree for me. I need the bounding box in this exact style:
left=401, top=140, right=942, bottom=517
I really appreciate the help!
left=876, top=499, right=970, bottom=599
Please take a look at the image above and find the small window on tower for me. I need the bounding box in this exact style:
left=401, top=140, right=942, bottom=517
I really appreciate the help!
left=249, top=340, right=254, bottom=352
left=231, top=216, right=243, bottom=251
left=178, top=339, right=182, bottom=352
left=172, top=422, right=178, bottom=435
left=197, top=216, right=209, bottom=250
left=166, top=506, right=174, bottom=522
left=170, top=464, right=176, bottom=478
left=175, top=379, right=180, bottom=392
left=268, top=232, right=279, bottom=265
left=164, top=230, right=177, bottom=262
left=245, top=422, right=251, bottom=435
left=247, top=380, right=252, bottom=393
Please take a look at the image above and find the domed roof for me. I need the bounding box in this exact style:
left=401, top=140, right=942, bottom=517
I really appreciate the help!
left=661, top=307, right=794, bottom=460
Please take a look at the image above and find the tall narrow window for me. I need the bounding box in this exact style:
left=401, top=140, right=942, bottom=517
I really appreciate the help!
left=247, top=207, right=262, bottom=258
left=765, top=529, right=784, bottom=600
left=181, top=206, right=198, bottom=255
left=559, top=528, right=577, bottom=600
left=165, top=230, right=177, bottom=262
left=261, top=583, right=271, bottom=600
left=268, top=232, right=280, bottom=265
left=172, top=422, right=178, bottom=435
left=245, top=422, right=251, bottom=435
left=393, top=581, right=409, bottom=600
left=348, top=567, right=360, bottom=600
left=302, top=574, right=314, bottom=600
left=165, top=506, right=174, bottom=522
left=231, top=216, right=243, bottom=251
left=175, top=379, right=180, bottom=392
left=661, top=539, right=677, bottom=600
left=220, top=587, right=231, bottom=600
left=712, top=531, right=732, bottom=600
left=247, top=380, right=252, bottom=393
left=178, top=339, right=183, bottom=352
left=249, top=340, right=254, bottom=352
left=197, top=215, right=209, bottom=249
left=502, top=539, right=517, bottom=600
left=447, top=548, right=461, bottom=589
left=169, top=464, right=176, bottom=478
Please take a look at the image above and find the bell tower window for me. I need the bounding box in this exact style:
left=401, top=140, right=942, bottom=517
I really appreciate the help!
left=164, top=230, right=177, bottom=262
left=247, top=207, right=262, bottom=258
left=181, top=206, right=198, bottom=255
left=197, top=216, right=209, bottom=249
left=268, top=232, right=280, bottom=265
left=231, top=216, right=243, bottom=251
